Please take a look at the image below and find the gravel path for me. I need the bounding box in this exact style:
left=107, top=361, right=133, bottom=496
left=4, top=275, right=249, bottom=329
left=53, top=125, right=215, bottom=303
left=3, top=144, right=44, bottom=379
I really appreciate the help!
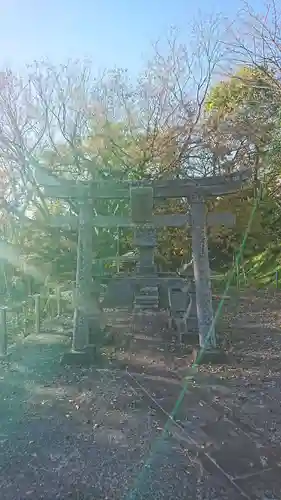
left=0, top=334, right=212, bottom=499
left=1, top=288, right=281, bottom=499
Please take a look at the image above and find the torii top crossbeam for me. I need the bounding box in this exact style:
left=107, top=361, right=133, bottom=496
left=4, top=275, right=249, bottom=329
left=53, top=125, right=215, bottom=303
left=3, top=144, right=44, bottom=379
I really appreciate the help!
left=38, top=168, right=252, bottom=200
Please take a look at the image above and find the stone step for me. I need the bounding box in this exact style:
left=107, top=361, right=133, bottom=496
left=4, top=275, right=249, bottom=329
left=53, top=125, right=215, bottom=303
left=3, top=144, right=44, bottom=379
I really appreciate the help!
left=134, top=300, right=159, bottom=305
left=138, top=288, right=158, bottom=295
left=134, top=304, right=159, bottom=311
left=140, top=286, right=158, bottom=291
left=135, top=299, right=159, bottom=304
left=135, top=295, right=159, bottom=299
left=135, top=295, right=159, bottom=302
left=134, top=301, right=159, bottom=307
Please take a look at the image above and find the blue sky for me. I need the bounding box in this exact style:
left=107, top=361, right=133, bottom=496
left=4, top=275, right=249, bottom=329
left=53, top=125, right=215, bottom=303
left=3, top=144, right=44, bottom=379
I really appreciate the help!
left=0, top=0, right=266, bottom=75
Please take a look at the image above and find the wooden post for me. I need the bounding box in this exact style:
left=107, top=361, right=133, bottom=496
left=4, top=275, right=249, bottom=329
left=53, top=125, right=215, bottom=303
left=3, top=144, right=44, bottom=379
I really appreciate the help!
left=116, top=226, right=120, bottom=273
left=15, top=308, right=20, bottom=327
left=22, top=301, right=28, bottom=337
left=34, top=294, right=40, bottom=335
left=236, top=259, right=240, bottom=290
left=190, top=193, right=216, bottom=350
left=50, top=295, right=56, bottom=318
left=71, top=281, right=76, bottom=309
left=0, top=306, right=8, bottom=358
left=56, top=286, right=61, bottom=316
left=27, top=275, right=33, bottom=296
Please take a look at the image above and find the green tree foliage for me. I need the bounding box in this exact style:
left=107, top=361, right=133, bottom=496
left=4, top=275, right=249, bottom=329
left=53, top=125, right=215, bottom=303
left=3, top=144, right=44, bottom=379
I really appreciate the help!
left=3, top=7, right=281, bottom=291
left=205, top=66, right=275, bottom=115
left=204, top=57, right=281, bottom=279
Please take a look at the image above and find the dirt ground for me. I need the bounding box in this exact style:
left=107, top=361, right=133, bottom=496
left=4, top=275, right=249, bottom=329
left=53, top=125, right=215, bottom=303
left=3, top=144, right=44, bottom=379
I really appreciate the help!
left=1, top=287, right=281, bottom=499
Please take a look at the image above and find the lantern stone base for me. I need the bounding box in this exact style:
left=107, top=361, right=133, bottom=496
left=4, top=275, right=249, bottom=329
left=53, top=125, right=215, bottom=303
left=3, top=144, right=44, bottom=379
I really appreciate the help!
left=60, top=347, right=98, bottom=367
left=191, top=346, right=227, bottom=365
left=181, top=332, right=200, bottom=346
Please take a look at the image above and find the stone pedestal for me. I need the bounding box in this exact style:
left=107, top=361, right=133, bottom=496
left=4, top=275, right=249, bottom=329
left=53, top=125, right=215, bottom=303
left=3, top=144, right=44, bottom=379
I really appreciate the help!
left=130, top=186, right=159, bottom=312
left=134, top=285, right=159, bottom=310
left=60, top=349, right=96, bottom=367
left=134, top=226, right=157, bottom=275
left=191, top=346, right=227, bottom=365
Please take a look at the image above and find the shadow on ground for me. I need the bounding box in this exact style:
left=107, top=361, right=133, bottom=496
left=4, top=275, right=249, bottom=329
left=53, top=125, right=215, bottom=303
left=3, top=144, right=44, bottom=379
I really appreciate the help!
left=0, top=332, right=205, bottom=499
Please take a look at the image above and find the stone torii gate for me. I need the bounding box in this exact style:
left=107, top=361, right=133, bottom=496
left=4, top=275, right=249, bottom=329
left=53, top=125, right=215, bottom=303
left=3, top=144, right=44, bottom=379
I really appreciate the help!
left=37, top=168, right=251, bottom=364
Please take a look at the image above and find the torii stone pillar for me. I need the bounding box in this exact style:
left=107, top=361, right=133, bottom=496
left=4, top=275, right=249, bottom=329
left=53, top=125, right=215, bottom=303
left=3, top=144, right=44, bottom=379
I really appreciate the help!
left=190, top=193, right=223, bottom=362
left=73, top=199, right=93, bottom=350
left=61, top=198, right=100, bottom=365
